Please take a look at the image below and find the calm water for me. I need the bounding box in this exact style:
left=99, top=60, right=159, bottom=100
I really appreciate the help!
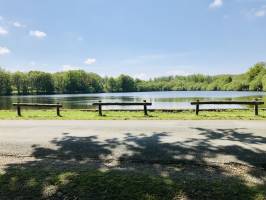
left=0, top=91, right=266, bottom=110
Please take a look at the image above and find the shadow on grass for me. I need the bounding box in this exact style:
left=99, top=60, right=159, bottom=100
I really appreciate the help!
left=0, top=128, right=265, bottom=199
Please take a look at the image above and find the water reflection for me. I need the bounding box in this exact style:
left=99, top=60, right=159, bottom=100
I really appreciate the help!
left=0, top=91, right=265, bottom=110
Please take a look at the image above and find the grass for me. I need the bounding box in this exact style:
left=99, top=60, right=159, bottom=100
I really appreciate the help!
left=0, top=109, right=266, bottom=120
left=0, top=167, right=265, bottom=200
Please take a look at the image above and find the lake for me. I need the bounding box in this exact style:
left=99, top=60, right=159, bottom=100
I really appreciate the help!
left=0, top=91, right=266, bottom=110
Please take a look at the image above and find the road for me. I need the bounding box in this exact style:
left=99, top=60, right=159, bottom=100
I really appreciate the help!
left=0, top=120, right=265, bottom=167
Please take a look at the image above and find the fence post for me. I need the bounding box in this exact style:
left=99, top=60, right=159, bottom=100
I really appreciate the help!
left=254, top=98, right=259, bottom=116
left=17, top=104, right=21, bottom=117
left=56, top=103, right=61, bottom=117
left=196, top=99, right=200, bottom=115
left=98, top=101, right=103, bottom=116
left=143, top=100, right=148, bottom=116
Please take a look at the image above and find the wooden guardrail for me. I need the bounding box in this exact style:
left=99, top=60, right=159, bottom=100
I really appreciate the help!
left=191, top=99, right=264, bottom=115
left=92, top=100, right=152, bottom=116
left=13, top=103, right=63, bottom=117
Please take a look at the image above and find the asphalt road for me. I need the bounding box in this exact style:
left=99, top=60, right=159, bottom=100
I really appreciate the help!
left=0, top=120, right=265, bottom=167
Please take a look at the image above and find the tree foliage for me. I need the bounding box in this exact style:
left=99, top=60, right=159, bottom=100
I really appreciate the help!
left=0, top=62, right=266, bottom=95
left=0, top=68, right=12, bottom=95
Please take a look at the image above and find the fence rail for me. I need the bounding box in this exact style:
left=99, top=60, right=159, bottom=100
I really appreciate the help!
left=11, top=99, right=265, bottom=117
left=92, top=100, right=152, bottom=116
left=191, top=100, right=264, bottom=115
left=13, top=103, right=62, bottom=117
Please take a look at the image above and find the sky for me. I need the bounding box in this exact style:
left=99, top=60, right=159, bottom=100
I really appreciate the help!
left=0, top=0, right=266, bottom=79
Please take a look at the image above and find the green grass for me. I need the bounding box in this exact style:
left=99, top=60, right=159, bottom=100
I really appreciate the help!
left=1, top=109, right=266, bottom=120
left=0, top=168, right=265, bottom=200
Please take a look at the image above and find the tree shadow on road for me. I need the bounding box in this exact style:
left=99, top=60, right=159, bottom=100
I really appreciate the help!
left=0, top=128, right=265, bottom=199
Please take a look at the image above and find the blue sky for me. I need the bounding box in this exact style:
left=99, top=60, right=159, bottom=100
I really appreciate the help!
left=0, top=0, right=266, bottom=79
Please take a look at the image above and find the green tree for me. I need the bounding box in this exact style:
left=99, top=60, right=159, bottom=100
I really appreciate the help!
left=28, top=71, right=54, bottom=94
left=105, top=77, right=120, bottom=92
left=12, top=71, right=29, bottom=95
left=64, top=70, right=87, bottom=93
left=86, top=73, right=104, bottom=93
left=53, top=72, right=66, bottom=93
left=0, top=68, right=12, bottom=95
left=117, top=75, right=136, bottom=92
left=1, top=62, right=266, bottom=96
left=262, top=74, right=266, bottom=91
left=246, top=63, right=266, bottom=81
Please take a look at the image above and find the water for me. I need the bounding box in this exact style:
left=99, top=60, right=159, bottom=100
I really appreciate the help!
left=0, top=91, right=265, bottom=110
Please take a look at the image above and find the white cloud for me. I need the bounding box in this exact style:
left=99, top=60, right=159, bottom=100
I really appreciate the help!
left=254, top=6, right=266, bottom=17
left=84, top=58, right=96, bottom=65
left=0, top=16, right=3, bottom=21
left=61, top=65, right=80, bottom=71
left=29, top=30, right=47, bottom=38
left=255, top=10, right=265, bottom=17
left=29, top=61, right=37, bottom=66
left=223, top=15, right=229, bottom=19
left=77, top=36, right=83, bottom=41
left=166, top=69, right=192, bottom=76
left=133, top=69, right=192, bottom=80
left=13, top=21, right=25, bottom=28
left=209, top=0, right=223, bottom=9
left=0, top=47, right=10, bottom=55
left=246, top=6, right=266, bottom=18
left=0, top=26, right=8, bottom=35
left=122, top=52, right=190, bottom=65
left=133, top=73, right=149, bottom=80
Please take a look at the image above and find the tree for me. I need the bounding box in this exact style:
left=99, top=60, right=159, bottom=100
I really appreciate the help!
left=63, top=70, right=86, bottom=93
left=246, top=62, right=266, bottom=81
left=262, top=74, right=266, bottom=91
left=117, top=75, right=136, bottom=92
left=12, top=71, right=29, bottom=95
left=40, top=72, right=54, bottom=94
left=245, top=63, right=265, bottom=91
left=0, top=68, right=12, bottom=95
left=105, top=77, right=120, bottom=92
left=86, top=73, right=104, bottom=93
left=53, top=72, right=66, bottom=93
left=1, top=62, right=266, bottom=96
left=28, top=71, right=54, bottom=94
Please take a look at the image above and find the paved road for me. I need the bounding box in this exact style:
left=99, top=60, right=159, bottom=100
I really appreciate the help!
left=0, top=120, right=265, bottom=166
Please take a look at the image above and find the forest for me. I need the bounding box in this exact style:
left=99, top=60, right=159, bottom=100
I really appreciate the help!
left=0, top=62, right=266, bottom=95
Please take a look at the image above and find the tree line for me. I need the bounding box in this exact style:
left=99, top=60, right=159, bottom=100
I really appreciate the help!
left=0, top=62, right=266, bottom=96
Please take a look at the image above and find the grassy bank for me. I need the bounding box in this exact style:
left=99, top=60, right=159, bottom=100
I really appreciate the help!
left=0, top=109, right=266, bottom=120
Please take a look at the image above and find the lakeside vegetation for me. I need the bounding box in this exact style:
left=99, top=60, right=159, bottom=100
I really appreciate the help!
left=1, top=62, right=266, bottom=96
left=1, top=109, right=266, bottom=120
